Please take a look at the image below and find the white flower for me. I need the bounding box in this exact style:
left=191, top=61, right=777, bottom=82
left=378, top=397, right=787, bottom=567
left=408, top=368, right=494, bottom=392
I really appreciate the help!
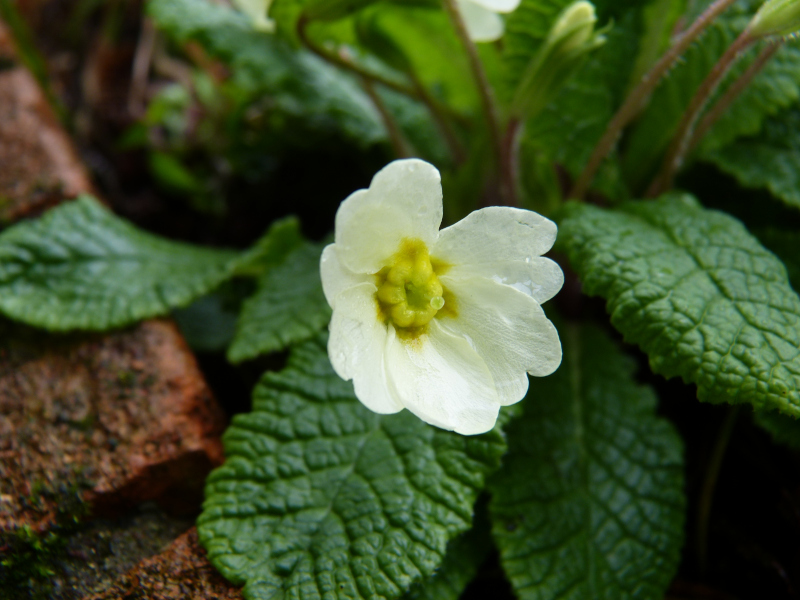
left=457, top=0, right=521, bottom=42
left=320, top=159, right=563, bottom=435
left=232, top=0, right=275, bottom=32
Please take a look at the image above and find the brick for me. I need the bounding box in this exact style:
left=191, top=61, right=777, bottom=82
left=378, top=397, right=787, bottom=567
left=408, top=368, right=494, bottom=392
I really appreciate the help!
left=0, top=19, right=95, bottom=224
left=83, top=528, right=243, bottom=600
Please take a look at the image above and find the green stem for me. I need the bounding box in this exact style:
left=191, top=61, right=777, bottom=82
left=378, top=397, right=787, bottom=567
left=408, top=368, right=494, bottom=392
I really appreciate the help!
left=647, top=30, right=755, bottom=197
left=696, top=406, right=740, bottom=573
left=570, top=0, right=738, bottom=200
left=440, top=0, right=510, bottom=203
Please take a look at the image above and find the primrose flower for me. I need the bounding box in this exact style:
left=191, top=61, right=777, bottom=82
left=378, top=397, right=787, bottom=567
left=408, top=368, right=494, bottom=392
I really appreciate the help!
left=321, top=159, right=563, bottom=435
left=457, top=0, right=521, bottom=42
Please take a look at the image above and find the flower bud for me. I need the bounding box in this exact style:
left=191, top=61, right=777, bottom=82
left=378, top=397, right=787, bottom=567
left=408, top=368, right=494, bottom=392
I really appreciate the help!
left=550, top=1, right=597, bottom=51
left=748, top=0, right=800, bottom=38
left=511, top=1, right=606, bottom=119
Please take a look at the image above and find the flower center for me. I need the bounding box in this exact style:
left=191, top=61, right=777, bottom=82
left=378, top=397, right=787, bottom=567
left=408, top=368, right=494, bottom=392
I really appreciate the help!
left=376, top=239, right=446, bottom=330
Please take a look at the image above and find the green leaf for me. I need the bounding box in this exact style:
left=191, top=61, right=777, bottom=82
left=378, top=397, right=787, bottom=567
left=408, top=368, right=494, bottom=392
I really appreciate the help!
left=148, top=0, right=387, bottom=147
left=626, top=0, right=686, bottom=91
left=502, top=0, right=574, bottom=94
left=699, top=41, right=800, bottom=154
left=488, top=321, right=685, bottom=600
left=622, top=15, right=738, bottom=190
left=703, top=108, right=800, bottom=211
left=198, top=333, right=508, bottom=600
left=750, top=228, right=800, bottom=443
left=236, top=216, right=305, bottom=276
left=404, top=506, right=491, bottom=600
left=520, top=17, right=639, bottom=200
left=755, top=227, right=800, bottom=291
left=622, top=1, right=800, bottom=192
left=558, top=194, right=800, bottom=416
left=753, top=408, right=800, bottom=450
left=0, top=196, right=240, bottom=331
left=174, top=292, right=240, bottom=352
left=378, top=87, right=452, bottom=166
left=365, top=5, right=479, bottom=115
left=148, top=150, right=203, bottom=195
left=228, top=242, right=331, bottom=363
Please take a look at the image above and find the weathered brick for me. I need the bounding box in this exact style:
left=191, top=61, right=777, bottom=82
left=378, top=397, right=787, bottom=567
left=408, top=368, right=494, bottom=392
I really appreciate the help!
left=83, top=527, right=243, bottom=600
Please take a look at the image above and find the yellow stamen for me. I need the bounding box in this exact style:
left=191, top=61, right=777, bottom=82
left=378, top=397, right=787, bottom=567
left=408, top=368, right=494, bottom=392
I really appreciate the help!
left=375, top=238, right=453, bottom=335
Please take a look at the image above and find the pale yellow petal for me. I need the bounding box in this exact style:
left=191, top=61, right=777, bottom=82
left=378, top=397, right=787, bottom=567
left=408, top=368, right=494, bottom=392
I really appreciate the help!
left=334, top=160, right=443, bottom=274
left=445, top=256, right=564, bottom=304
left=320, top=244, right=370, bottom=309
left=456, top=0, right=505, bottom=42
left=434, top=206, right=557, bottom=267
left=439, top=275, right=562, bottom=403
left=328, top=283, right=402, bottom=414
left=384, top=320, right=500, bottom=434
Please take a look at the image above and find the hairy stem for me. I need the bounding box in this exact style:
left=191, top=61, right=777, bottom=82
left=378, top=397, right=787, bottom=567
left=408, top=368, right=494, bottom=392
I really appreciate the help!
left=361, top=79, right=414, bottom=158
left=686, top=40, right=782, bottom=156
left=647, top=30, right=755, bottom=197
left=570, top=0, right=738, bottom=200
left=440, top=0, right=510, bottom=202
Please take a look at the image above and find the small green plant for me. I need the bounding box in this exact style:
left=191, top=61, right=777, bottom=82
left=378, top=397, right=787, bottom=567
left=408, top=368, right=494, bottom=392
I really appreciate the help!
left=3, top=0, right=800, bottom=598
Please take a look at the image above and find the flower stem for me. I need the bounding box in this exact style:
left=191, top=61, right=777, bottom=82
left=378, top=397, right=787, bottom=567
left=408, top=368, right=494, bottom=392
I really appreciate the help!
left=686, top=39, right=782, bottom=157
left=440, top=0, right=510, bottom=203
left=297, top=14, right=418, bottom=99
left=361, top=79, right=414, bottom=158
left=646, top=29, right=756, bottom=197
left=696, top=406, right=739, bottom=574
left=570, top=0, right=738, bottom=200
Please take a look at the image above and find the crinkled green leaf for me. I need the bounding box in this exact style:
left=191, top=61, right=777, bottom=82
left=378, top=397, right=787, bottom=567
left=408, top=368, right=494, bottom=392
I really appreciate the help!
left=623, top=1, right=800, bottom=191
left=559, top=194, right=800, bottom=416
left=148, top=0, right=386, bottom=147
left=228, top=242, right=331, bottom=363
left=236, top=216, right=305, bottom=276
left=750, top=227, right=800, bottom=444
left=488, top=321, right=685, bottom=600
left=755, top=228, right=800, bottom=291
left=0, top=196, right=240, bottom=331
left=704, top=108, right=800, bottom=211
left=404, top=507, right=491, bottom=600
left=751, top=227, right=800, bottom=449
left=199, top=333, right=508, bottom=600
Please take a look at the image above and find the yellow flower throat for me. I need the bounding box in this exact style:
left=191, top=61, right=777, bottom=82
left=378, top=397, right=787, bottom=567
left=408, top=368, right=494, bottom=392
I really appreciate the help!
left=375, top=238, right=454, bottom=332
